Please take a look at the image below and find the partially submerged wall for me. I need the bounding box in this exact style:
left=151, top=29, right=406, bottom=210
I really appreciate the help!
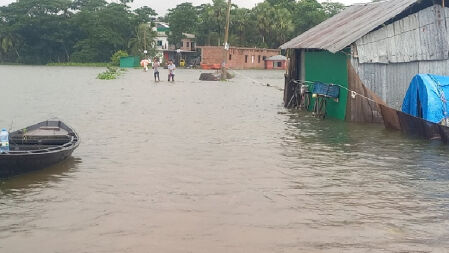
left=305, top=51, right=349, bottom=120
left=200, top=46, right=280, bottom=69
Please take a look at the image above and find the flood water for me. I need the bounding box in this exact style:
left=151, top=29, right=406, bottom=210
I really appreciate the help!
left=1, top=66, right=449, bottom=252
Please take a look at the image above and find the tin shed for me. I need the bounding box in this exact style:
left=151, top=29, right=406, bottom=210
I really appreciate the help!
left=281, top=0, right=449, bottom=123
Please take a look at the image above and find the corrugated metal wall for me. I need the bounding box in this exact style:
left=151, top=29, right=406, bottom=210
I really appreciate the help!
left=356, top=5, right=448, bottom=64
left=353, top=5, right=449, bottom=110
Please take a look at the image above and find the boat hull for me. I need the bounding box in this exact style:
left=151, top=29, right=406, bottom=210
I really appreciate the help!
left=0, top=148, right=76, bottom=178
left=0, top=120, right=79, bottom=178
left=380, top=104, right=449, bottom=142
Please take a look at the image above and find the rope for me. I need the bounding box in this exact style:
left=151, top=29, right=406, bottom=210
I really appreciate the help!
left=225, top=67, right=378, bottom=105
left=297, top=80, right=378, bottom=104
left=225, top=67, right=284, bottom=91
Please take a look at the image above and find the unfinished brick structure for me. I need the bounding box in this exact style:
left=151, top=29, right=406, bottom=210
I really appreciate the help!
left=199, top=46, right=281, bottom=69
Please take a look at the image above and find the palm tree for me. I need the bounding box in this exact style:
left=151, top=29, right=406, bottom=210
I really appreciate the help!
left=128, top=23, right=157, bottom=58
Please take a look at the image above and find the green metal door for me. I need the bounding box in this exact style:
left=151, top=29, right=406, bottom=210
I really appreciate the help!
left=304, top=50, right=348, bottom=120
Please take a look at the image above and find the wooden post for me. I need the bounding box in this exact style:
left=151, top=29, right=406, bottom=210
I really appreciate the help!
left=443, top=0, right=445, bottom=8
left=221, top=0, right=232, bottom=80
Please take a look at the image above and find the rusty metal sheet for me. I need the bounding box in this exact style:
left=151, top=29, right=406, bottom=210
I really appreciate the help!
left=280, top=0, right=419, bottom=52
left=346, top=63, right=384, bottom=124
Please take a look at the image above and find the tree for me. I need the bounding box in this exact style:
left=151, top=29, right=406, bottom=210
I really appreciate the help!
left=0, top=0, right=75, bottom=64
left=292, top=0, right=328, bottom=36
left=229, top=8, right=259, bottom=47
left=254, top=2, right=276, bottom=47
left=134, top=6, right=157, bottom=23
left=70, top=2, right=138, bottom=62
left=0, top=0, right=346, bottom=64
left=167, top=3, right=198, bottom=48
left=321, top=2, right=345, bottom=17
left=128, top=23, right=157, bottom=58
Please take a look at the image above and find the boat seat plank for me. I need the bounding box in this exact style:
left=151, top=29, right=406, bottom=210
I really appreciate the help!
left=25, top=128, right=69, bottom=137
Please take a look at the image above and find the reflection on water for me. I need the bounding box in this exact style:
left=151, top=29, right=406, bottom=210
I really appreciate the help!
left=1, top=66, right=449, bottom=252
left=0, top=157, right=82, bottom=195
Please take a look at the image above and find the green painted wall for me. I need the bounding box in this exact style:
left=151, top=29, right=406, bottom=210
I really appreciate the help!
left=304, top=51, right=348, bottom=120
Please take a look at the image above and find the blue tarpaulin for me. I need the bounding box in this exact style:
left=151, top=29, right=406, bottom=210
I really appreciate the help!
left=402, top=74, right=449, bottom=123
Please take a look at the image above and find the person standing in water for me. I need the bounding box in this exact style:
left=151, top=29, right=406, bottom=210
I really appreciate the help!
left=153, top=58, right=160, bottom=82
left=167, top=60, right=176, bottom=82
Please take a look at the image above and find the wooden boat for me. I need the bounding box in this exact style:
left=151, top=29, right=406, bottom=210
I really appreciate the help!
left=0, top=120, right=80, bottom=178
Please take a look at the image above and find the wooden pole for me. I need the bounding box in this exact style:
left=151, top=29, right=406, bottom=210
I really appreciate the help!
left=144, top=24, right=147, bottom=57
left=443, top=0, right=445, bottom=8
left=221, top=0, right=232, bottom=80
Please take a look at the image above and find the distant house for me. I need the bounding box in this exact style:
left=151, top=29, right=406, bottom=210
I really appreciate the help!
left=198, top=46, right=281, bottom=70
left=152, top=23, right=199, bottom=66
left=281, top=0, right=449, bottom=122
left=265, top=55, right=287, bottom=70
left=153, top=22, right=169, bottom=52
left=180, top=33, right=196, bottom=52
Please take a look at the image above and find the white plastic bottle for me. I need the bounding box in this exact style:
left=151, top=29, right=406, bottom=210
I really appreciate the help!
left=0, top=128, right=9, bottom=153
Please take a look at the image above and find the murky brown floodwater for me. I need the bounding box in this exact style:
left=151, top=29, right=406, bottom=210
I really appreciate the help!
left=1, top=66, right=449, bottom=252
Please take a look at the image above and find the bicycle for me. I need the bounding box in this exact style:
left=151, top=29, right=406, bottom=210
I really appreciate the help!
left=313, top=95, right=327, bottom=119
left=286, top=79, right=302, bottom=109
left=299, top=84, right=311, bottom=111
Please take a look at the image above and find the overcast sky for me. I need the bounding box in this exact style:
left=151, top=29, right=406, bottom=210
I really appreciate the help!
left=1, top=0, right=372, bottom=15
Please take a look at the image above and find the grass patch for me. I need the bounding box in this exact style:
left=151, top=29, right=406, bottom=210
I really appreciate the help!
left=97, top=66, right=125, bottom=80
left=47, top=62, right=111, bottom=67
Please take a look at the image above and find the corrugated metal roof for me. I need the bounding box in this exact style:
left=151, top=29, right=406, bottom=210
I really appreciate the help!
left=280, top=0, right=420, bottom=53
left=265, top=55, right=287, bottom=61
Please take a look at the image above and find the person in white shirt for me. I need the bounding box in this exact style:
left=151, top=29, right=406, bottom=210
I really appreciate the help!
left=153, top=58, right=160, bottom=82
left=167, top=60, right=176, bottom=82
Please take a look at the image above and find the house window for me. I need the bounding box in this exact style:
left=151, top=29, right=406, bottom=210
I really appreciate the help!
left=251, top=55, right=255, bottom=63
left=187, top=42, right=190, bottom=48
left=157, top=40, right=163, bottom=46
left=263, top=56, right=267, bottom=61
left=229, top=54, right=232, bottom=61
left=245, top=55, right=248, bottom=63
left=277, top=62, right=282, bottom=68
left=258, top=55, right=261, bottom=63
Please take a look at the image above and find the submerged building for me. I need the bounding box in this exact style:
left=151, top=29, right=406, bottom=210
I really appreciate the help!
left=198, top=46, right=281, bottom=70
left=281, top=0, right=449, bottom=123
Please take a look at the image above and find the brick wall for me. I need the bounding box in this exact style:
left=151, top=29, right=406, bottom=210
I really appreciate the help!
left=266, top=60, right=287, bottom=70
left=181, top=38, right=195, bottom=51
left=199, top=46, right=281, bottom=70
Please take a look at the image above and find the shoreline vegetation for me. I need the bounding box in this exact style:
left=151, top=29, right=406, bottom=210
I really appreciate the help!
left=47, top=62, right=111, bottom=67
left=97, top=67, right=126, bottom=80
left=0, top=0, right=344, bottom=66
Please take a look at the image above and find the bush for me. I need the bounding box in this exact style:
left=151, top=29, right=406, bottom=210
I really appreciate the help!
left=110, top=50, right=128, bottom=66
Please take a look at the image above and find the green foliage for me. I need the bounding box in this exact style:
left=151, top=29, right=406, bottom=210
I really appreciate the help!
left=0, top=0, right=157, bottom=64
left=185, top=0, right=343, bottom=49
left=97, top=66, right=122, bottom=80
left=167, top=3, right=199, bottom=48
left=196, top=0, right=228, bottom=46
left=0, top=0, right=344, bottom=64
left=110, top=50, right=128, bottom=66
left=128, top=23, right=157, bottom=58
left=47, top=62, right=110, bottom=67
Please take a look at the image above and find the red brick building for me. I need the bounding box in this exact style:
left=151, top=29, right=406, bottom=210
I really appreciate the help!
left=199, top=46, right=281, bottom=70
left=265, top=55, right=287, bottom=70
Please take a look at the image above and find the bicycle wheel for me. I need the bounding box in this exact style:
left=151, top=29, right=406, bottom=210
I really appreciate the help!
left=303, top=93, right=310, bottom=111
left=317, top=97, right=327, bottom=119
